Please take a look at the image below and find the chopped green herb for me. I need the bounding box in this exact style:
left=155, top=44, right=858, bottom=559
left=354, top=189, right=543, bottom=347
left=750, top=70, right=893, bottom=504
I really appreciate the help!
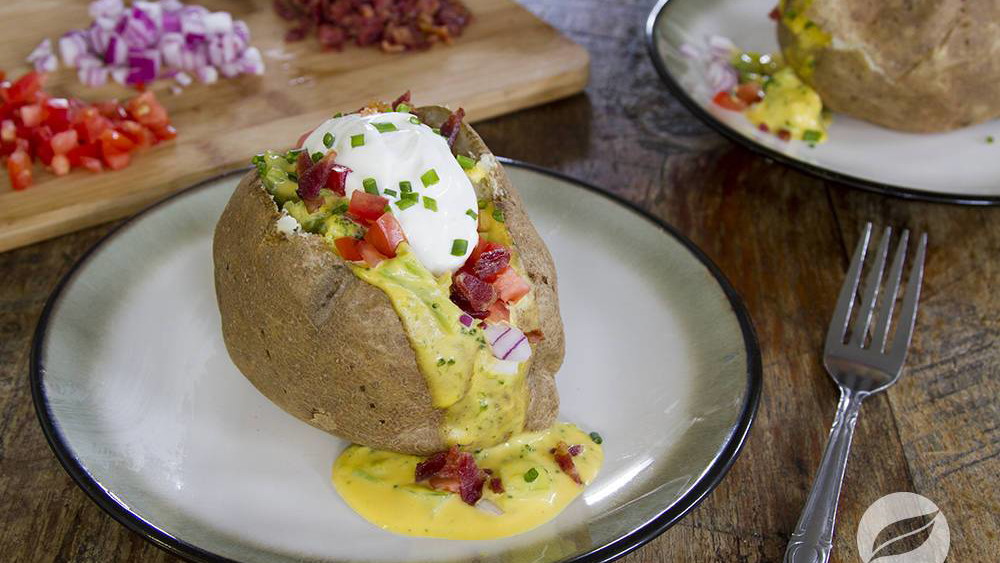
left=437, top=358, right=446, bottom=367
left=423, top=196, right=438, bottom=211
left=285, top=149, right=303, bottom=163
left=589, top=432, right=603, bottom=444
left=523, top=468, right=539, bottom=483
left=465, top=209, right=478, bottom=220
left=409, top=116, right=421, bottom=125
left=492, top=208, right=505, bottom=223
left=332, top=202, right=348, bottom=214
left=286, top=172, right=298, bottom=183
left=456, top=154, right=476, bottom=169
left=396, top=193, right=419, bottom=210
left=988, top=136, right=995, bottom=144
left=432, top=127, right=441, bottom=135
left=373, top=122, right=398, bottom=133
left=363, top=177, right=379, bottom=194
left=312, top=152, right=324, bottom=163
left=399, top=180, right=413, bottom=193
left=802, top=129, right=822, bottom=142
left=395, top=103, right=411, bottom=113
left=323, top=132, right=334, bottom=148
left=333, top=112, right=344, bottom=118
left=383, top=188, right=398, bottom=197
left=351, top=134, right=365, bottom=148
left=421, top=168, right=440, bottom=187
left=451, top=239, right=468, bottom=256
left=478, top=199, right=488, bottom=209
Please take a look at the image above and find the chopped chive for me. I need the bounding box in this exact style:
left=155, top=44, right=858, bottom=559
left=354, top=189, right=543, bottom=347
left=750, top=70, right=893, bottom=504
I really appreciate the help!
left=432, top=127, right=441, bottom=135
left=286, top=172, right=298, bottom=183
left=285, top=149, right=303, bottom=163
left=333, top=112, right=344, bottom=118
left=523, top=468, right=539, bottom=483
left=492, top=208, right=505, bottom=223
left=396, top=197, right=418, bottom=210
left=395, top=102, right=411, bottom=113
left=589, top=431, right=603, bottom=444
left=456, top=154, right=476, bottom=169
left=399, top=180, right=412, bottom=193
left=332, top=202, right=348, bottom=214
left=802, top=129, right=822, bottom=142
left=451, top=239, right=468, bottom=256
left=383, top=188, right=398, bottom=197
left=988, top=135, right=995, bottom=144
left=351, top=134, right=365, bottom=147
left=363, top=177, right=379, bottom=194
left=323, top=132, right=334, bottom=148
left=465, top=209, right=478, bottom=220
left=423, top=196, right=438, bottom=211
left=409, top=116, right=421, bottom=125
left=401, top=191, right=419, bottom=202
left=373, top=122, right=397, bottom=133
left=477, top=199, right=488, bottom=209
left=312, top=151, right=324, bottom=163
left=421, top=168, right=439, bottom=187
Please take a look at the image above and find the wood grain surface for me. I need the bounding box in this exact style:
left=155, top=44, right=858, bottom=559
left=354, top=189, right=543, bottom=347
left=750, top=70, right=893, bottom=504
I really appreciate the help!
left=1, top=0, right=998, bottom=562
left=0, top=0, right=588, bottom=252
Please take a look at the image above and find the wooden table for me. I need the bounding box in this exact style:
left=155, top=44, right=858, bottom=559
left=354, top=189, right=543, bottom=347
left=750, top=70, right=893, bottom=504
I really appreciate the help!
left=1, top=1, right=997, bottom=561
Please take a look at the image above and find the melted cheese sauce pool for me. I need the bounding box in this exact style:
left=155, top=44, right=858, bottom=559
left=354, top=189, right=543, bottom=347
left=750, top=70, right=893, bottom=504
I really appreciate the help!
left=301, top=112, right=478, bottom=276
left=332, top=423, right=603, bottom=539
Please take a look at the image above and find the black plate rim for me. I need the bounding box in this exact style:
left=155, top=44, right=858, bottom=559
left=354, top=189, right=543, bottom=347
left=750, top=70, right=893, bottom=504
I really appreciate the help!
left=30, top=160, right=763, bottom=563
left=644, top=0, right=1000, bottom=207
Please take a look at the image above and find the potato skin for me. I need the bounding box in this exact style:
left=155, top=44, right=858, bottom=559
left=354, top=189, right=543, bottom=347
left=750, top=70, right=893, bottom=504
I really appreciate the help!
left=213, top=107, right=562, bottom=455
left=779, top=0, right=1000, bottom=132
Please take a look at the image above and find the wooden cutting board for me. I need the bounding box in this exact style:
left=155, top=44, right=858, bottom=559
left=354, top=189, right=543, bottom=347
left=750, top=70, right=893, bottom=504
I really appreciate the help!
left=0, top=0, right=588, bottom=252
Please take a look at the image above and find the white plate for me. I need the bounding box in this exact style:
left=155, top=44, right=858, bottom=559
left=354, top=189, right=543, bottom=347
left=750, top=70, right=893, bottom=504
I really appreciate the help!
left=31, top=162, right=761, bottom=563
left=646, top=0, right=1000, bottom=205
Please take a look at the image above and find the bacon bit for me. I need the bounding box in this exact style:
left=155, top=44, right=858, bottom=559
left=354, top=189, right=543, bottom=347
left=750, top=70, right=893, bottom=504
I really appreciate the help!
left=758, top=123, right=770, bottom=133
left=568, top=444, right=583, bottom=457
left=769, top=6, right=781, bottom=21
left=451, top=271, right=497, bottom=315
left=297, top=151, right=342, bottom=201
left=439, top=107, right=465, bottom=148
left=525, top=330, right=545, bottom=344
left=488, top=476, right=505, bottom=494
left=466, top=244, right=511, bottom=282
left=777, top=129, right=791, bottom=141
left=392, top=90, right=411, bottom=109
left=414, top=445, right=487, bottom=505
left=552, top=441, right=583, bottom=485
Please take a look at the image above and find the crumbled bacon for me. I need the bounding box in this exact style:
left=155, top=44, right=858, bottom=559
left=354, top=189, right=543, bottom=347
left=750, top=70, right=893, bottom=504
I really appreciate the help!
left=392, top=90, right=411, bottom=109
left=552, top=441, right=583, bottom=485
left=488, top=476, right=505, bottom=494
left=451, top=271, right=497, bottom=315
left=568, top=444, right=583, bottom=457
left=297, top=151, right=351, bottom=202
left=525, top=330, right=545, bottom=344
left=439, top=107, right=465, bottom=148
left=273, top=0, right=473, bottom=53
left=414, top=445, right=487, bottom=505
left=466, top=243, right=510, bottom=282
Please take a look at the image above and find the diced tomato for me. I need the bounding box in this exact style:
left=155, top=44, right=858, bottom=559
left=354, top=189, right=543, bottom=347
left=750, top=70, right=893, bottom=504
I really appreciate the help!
left=43, top=98, right=72, bottom=131
left=79, top=156, right=103, bottom=173
left=334, top=236, right=364, bottom=261
left=5, top=71, right=45, bottom=105
left=119, top=120, right=156, bottom=149
left=769, top=6, right=781, bottom=20
left=492, top=268, right=530, bottom=303
left=31, top=126, right=54, bottom=165
left=485, top=300, right=509, bottom=324
left=73, top=107, right=113, bottom=144
left=19, top=104, right=44, bottom=128
left=126, top=92, right=168, bottom=129
left=66, top=142, right=100, bottom=167
left=348, top=190, right=389, bottom=225
left=364, top=212, right=406, bottom=257
left=6, top=149, right=32, bottom=190
left=104, top=152, right=131, bottom=170
left=735, top=82, right=764, bottom=105
left=712, top=91, right=747, bottom=111
left=357, top=240, right=387, bottom=267
left=95, top=100, right=128, bottom=121
left=151, top=123, right=177, bottom=141
left=0, top=120, right=15, bottom=143
left=100, top=128, right=134, bottom=156
left=777, top=129, right=791, bottom=141
left=50, top=129, right=78, bottom=155
left=50, top=154, right=70, bottom=176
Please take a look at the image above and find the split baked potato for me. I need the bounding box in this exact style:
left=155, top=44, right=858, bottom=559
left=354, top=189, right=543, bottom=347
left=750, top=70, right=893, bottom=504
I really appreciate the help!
left=213, top=105, right=563, bottom=455
left=777, top=0, right=1000, bottom=132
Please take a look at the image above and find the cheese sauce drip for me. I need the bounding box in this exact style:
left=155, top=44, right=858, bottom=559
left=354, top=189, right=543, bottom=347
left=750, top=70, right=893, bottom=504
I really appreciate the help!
left=332, top=423, right=603, bottom=540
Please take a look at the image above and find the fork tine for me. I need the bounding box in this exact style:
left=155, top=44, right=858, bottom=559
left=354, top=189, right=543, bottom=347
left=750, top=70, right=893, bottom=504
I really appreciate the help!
left=850, top=226, right=892, bottom=348
left=826, top=222, right=872, bottom=351
left=871, top=230, right=910, bottom=353
left=887, top=233, right=928, bottom=362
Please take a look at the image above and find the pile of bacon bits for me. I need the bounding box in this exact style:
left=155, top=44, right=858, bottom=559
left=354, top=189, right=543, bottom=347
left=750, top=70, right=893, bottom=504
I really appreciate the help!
left=1, top=71, right=176, bottom=191
left=273, top=0, right=473, bottom=52
left=414, top=442, right=585, bottom=506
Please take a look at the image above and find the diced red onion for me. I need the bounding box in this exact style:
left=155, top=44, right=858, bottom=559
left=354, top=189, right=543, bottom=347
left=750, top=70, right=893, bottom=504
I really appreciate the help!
left=707, top=60, right=738, bottom=94
left=196, top=66, right=218, bottom=84
left=459, top=314, right=473, bottom=327
left=78, top=65, right=109, bottom=87
left=90, top=0, right=124, bottom=30
left=126, top=50, right=160, bottom=84
left=484, top=323, right=531, bottom=363
left=134, top=1, right=164, bottom=29
left=174, top=70, right=193, bottom=86
left=58, top=32, right=88, bottom=66
left=104, top=34, right=127, bottom=65
left=707, top=35, right=737, bottom=59
left=679, top=43, right=701, bottom=60
left=203, top=11, right=233, bottom=35
left=110, top=65, right=129, bottom=85
left=240, top=46, right=264, bottom=75
left=27, top=39, right=53, bottom=62
left=89, top=24, right=112, bottom=53
left=34, top=54, right=58, bottom=73
left=77, top=53, right=105, bottom=68
left=475, top=498, right=504, bottom=515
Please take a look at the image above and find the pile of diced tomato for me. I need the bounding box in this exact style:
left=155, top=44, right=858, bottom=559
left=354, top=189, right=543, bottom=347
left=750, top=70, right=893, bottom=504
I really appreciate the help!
left=1, top=70, right=175, bottom=191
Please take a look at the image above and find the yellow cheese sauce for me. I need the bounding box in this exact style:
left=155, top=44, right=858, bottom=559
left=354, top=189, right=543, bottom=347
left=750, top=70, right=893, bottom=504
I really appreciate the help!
left=745, top=67, right=829, bottom=142
left=778, top=0, right=831, bottom=81
left=332, top=423, right=603, bottom=540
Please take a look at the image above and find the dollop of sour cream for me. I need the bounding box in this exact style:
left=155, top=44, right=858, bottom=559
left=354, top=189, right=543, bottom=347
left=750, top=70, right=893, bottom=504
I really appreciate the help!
left=302, top=112, right=478, bottom=276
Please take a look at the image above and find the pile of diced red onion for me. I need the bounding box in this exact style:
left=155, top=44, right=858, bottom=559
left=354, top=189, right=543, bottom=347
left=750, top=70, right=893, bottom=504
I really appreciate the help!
left=27, top=0, right=264, bottom=90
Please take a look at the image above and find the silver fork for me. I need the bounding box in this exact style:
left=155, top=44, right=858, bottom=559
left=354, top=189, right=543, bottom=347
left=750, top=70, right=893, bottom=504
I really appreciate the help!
left=783, top=223, right=928, bottom=563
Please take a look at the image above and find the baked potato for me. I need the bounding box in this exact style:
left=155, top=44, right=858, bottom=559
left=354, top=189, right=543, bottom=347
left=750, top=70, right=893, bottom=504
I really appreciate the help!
left=213, top=104, right=563, bottom=455
left=777, top=0, right=1000, bottom=132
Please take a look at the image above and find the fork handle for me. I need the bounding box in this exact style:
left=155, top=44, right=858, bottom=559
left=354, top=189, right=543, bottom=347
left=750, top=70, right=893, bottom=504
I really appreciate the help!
left=783, top=388, right=865, bottom=563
